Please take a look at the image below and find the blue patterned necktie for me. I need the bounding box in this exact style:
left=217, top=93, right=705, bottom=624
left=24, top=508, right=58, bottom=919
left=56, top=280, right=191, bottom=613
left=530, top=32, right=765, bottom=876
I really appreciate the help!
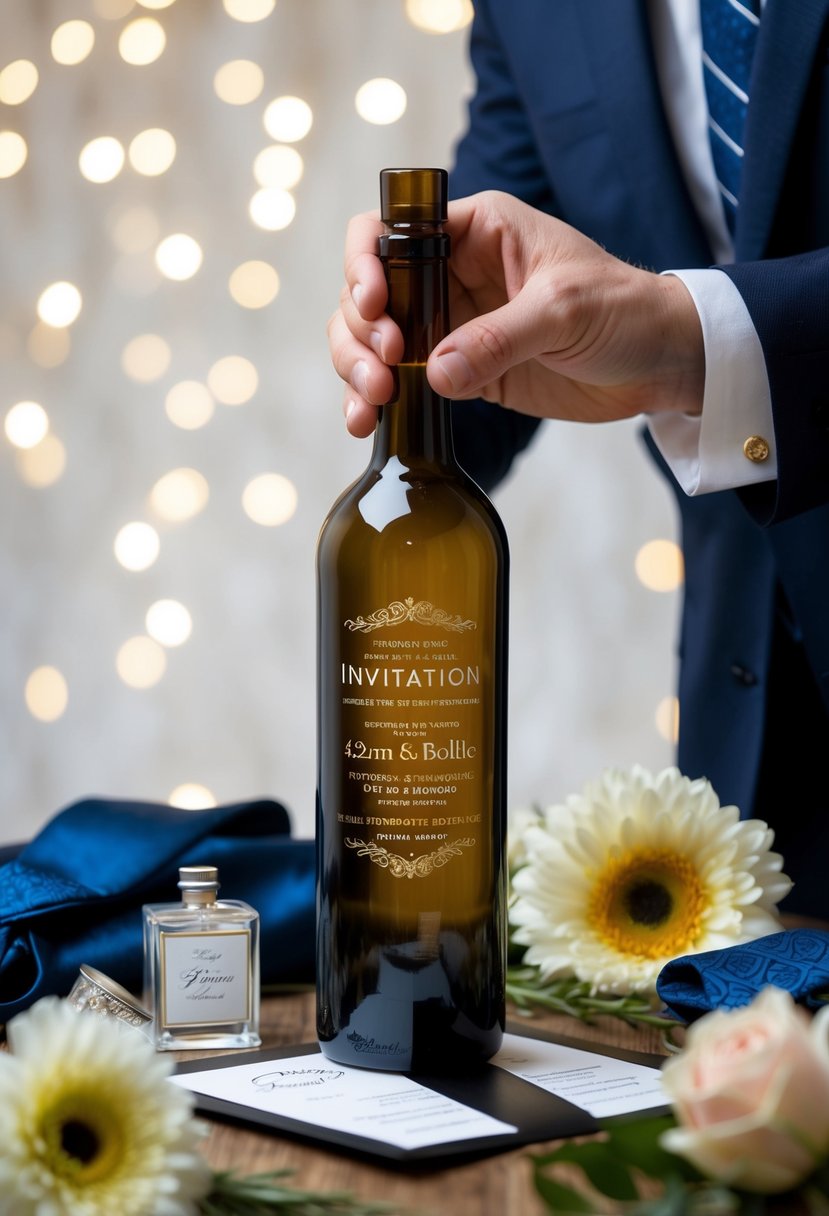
left=700, top=0, right=762, bottom=234
left=657, top=929, right=829, bottom=1022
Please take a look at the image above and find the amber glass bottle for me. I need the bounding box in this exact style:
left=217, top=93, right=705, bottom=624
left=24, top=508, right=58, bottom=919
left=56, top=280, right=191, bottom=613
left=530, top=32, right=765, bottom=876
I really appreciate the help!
left=316, top=168, right=508, bottom=1072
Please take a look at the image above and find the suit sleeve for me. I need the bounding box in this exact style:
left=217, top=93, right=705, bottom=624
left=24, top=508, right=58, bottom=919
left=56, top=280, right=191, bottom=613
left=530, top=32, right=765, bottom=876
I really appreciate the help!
left=447, top=0, right=552, bottom=492
left=721, top=248, right=829, bottom=525
left=449, top=0, right=559, bottom=208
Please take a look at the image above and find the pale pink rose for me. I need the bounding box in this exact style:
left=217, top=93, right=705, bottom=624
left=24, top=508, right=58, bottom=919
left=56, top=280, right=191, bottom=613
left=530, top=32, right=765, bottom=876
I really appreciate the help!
left=660, top=987, right=829, bottom=1193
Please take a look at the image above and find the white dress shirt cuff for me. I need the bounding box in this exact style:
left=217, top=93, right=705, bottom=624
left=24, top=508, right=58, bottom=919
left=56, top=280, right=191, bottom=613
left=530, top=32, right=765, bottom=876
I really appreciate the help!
left=647, top=267, right=776, bottom=495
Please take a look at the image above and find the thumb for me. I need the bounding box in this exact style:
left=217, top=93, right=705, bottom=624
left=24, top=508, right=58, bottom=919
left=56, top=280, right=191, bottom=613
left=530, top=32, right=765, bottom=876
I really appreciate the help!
left=427, top=285, right=555, bottom=399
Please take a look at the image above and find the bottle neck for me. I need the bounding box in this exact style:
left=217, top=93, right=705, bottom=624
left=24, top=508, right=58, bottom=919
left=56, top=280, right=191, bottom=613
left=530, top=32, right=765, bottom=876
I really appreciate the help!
left=182, top=891, right=217, bottom=907
left=371, top=228, right=455, bottom=470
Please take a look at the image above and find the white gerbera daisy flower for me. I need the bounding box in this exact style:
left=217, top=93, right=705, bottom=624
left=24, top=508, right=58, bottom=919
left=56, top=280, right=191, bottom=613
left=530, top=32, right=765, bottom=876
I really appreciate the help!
left=509, top=765, right=792, bottom=996
left=507, top=804, right=544, bottom=873
left=0, top=997, right=211, bottom=1216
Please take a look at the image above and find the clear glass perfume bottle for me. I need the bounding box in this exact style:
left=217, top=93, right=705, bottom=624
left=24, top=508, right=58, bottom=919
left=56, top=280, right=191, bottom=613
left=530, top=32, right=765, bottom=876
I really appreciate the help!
left=142, top=864, right=261, bottom=1050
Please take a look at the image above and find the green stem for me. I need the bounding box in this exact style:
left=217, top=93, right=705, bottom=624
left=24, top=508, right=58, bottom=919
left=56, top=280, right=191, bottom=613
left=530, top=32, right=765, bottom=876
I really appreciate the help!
left=202, top=1170, right=396, bottom=1215
left=506, top=968, right=683, bottom=1044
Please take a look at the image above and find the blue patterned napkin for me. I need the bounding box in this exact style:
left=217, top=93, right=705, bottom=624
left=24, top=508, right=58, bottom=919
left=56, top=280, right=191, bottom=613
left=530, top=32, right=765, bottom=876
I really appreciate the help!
left=0, top=797, right=315, bottom=1021
left=656, top=929, right=829, bottom=1022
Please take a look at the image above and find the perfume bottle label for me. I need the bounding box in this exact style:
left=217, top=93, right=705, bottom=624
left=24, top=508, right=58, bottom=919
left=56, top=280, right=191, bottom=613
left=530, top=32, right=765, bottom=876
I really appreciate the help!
left=160, top=930, right=251, bottom=1028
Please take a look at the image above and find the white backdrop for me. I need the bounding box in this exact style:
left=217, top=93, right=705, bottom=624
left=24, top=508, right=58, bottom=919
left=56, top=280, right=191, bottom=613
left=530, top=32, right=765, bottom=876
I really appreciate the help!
left=0, top=0, right=682, bottom=846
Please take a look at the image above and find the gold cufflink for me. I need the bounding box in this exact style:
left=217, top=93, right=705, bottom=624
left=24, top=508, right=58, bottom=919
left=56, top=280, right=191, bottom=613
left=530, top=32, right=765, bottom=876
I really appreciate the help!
left=743, top=435, right=770, bottom=463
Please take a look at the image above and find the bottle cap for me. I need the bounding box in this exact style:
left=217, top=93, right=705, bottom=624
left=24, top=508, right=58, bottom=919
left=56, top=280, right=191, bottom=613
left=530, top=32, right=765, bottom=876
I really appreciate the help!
left=178, top=864, right=220, bottom=896
left=380, top=168, right=448, bottom=224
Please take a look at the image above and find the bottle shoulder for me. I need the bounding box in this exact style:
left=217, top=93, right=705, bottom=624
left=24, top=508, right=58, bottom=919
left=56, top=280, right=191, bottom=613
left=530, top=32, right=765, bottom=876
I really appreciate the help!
left=143, top=900, right=258, bottom=927
left=318, top=459, right=508, bottom=556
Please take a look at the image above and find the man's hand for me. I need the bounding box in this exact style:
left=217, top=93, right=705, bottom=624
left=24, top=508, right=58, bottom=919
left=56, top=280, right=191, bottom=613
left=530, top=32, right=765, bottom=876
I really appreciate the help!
left=328, top=190, right=705, bottom=437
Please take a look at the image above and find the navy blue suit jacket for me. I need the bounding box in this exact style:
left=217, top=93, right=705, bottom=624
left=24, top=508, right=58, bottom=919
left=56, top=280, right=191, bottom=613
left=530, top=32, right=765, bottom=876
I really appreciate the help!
left=448, top=0, right=829, bottom=860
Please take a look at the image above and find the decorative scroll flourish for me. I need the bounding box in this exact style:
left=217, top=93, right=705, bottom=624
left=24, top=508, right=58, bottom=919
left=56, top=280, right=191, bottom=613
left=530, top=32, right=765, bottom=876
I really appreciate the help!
left=344, top=837, right=475, bottom=878
left=344, top=597, right=476, bottom=634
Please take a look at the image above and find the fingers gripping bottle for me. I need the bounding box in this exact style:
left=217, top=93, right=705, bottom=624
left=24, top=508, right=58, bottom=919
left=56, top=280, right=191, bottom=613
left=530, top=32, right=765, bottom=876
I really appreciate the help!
left=316, top=168, right=508, bottom=1072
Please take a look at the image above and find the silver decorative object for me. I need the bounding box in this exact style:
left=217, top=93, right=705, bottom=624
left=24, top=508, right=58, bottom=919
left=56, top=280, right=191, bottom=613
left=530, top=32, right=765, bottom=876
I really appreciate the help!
left=67, top=964, right=153, bottom=1037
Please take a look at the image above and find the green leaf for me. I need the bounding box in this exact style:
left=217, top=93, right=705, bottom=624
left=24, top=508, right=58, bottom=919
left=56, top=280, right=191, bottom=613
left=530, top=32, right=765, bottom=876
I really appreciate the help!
left=801, top=1182, right=829, bottom=1216
left=532, top=1116, right=700, bottom=1197
left=534, top=1141, right=640, bottom=1201
left=647, top=1174, right=697, bottom=1215
left=531, top=1166, right=595, bottom=1213
left=600, top=1116, right=702, bottom=1183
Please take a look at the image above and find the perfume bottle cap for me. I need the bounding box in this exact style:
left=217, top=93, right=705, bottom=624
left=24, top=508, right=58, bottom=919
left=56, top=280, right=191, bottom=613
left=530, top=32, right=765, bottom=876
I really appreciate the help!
left=178, top=864, right=220, bottom=902
left=380, top=168, right=447, bottom=224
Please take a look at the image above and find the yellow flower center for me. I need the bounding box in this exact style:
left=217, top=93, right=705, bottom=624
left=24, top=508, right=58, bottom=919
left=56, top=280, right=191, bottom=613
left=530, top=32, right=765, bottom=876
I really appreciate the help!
left=38, top=1091, right=126, bottom=1186
left=587, top=846, right=707, bottom=960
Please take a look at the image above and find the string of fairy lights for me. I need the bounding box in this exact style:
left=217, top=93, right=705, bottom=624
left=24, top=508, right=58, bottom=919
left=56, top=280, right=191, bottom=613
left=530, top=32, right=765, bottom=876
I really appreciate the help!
left=0, top=0, right=482, bottom=812
left=1, top=0, right=682, bottom=818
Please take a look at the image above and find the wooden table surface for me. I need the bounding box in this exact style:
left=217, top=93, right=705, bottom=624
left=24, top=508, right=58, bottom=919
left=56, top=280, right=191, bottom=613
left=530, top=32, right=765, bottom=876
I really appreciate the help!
left=181, top=990, right=673, bottom=1216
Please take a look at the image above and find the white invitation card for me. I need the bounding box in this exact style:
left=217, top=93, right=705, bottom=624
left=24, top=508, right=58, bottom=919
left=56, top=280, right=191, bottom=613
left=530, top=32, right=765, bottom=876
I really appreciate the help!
left=172, top=1052, right=517, bottom=1150
left=492, top=1032, right=666, bottom=1119
left=172, top=1031, right=666, bottom=1159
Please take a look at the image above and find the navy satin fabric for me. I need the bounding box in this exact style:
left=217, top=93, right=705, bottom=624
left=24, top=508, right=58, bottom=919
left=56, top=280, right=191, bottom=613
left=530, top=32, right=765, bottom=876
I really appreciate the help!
left=0, top=797, right=315, bottom=1021
left=656, top=930, right=829, bottom=1022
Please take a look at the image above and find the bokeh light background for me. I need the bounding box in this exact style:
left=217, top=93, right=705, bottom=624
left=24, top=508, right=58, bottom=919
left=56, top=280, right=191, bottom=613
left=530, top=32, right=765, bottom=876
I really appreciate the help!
left=0, top=0, right=683, bottom=843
